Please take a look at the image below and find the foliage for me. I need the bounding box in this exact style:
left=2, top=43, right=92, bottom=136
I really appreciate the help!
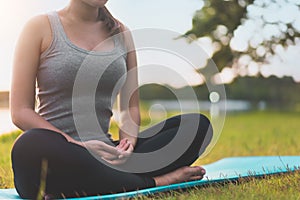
left=185, top=0, right=300, bottom=72
left=139, top=78, right=300, bottom=109
left=224, top=76, right=300, bottom=108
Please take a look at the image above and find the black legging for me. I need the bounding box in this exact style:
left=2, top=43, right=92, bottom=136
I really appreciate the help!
left=11, top=113, right=212, bottom=199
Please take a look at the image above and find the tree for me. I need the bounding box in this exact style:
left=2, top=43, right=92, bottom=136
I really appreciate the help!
left=185, top=0, right=300, bottom=81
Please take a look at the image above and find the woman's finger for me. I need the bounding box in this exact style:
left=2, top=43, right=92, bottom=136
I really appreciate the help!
left=105, top=160, right=123, bottom=165
left=102, top=156, right=126, bottom=165
left=120, top=141, right=130, bottom=151
left=127, top=143, right=134, bottom=152
left=116, top=138, right=128, bottom=150
left=104, top=154, right=131, bottom=165
left=100, top=142, right=134, bottom=165
left=99, top=142, right=122, bottom=156
left=100, top=151, right=119, bottom=161
left=101, top=156, right=118, bottom=165
left=118, top=143, right=134, bottom=159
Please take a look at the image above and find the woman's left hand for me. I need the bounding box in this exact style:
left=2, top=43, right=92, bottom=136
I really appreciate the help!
left=103, top=138, right=134, bottom=165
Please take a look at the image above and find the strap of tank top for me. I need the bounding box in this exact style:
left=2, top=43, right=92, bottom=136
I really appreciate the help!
left=44, top=11, right=128, bottom=59
left=116, top=24, right=128, bottom=59
left=40, top=12, right=62, bottom=59
left=47, top=12, right=65, bottom=42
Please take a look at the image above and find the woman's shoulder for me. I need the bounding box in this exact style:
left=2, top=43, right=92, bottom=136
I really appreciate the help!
left=19, top=14, right=53, bottom=54
left=23, top=14, right=50, bottom=32
left=118, top=23, right=135, bottom=51
left=20, top=14, right=51, bottom=41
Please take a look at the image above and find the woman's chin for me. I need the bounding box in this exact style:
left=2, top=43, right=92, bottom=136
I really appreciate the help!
left=92, top=0, right=108, bottom=8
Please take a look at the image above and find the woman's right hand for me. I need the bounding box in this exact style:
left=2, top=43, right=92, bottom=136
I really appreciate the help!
left=83, top=140, right=123, bottom=163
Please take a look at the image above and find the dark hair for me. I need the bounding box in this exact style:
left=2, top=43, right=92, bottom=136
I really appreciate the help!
left=98, top=6, right=122, bottom=35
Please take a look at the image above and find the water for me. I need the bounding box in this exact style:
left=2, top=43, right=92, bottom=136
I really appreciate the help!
left=0, top=100, right=251, bottom=136
left=0, top=108, right=17, bottom=135
left=147, top=100, right=251, bottom=112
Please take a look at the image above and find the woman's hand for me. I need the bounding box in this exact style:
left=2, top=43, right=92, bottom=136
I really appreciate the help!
left=83, top=139, right=134, bottom=165
left=108, top=138, right=134, bottom=165
left=83, top=140, right=123, bottom=163
left=116, top=138, right=133, bottom=152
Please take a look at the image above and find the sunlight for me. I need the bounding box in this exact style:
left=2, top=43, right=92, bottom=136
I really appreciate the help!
left=0, top=1, right=32, bottom=92
left=212, top=67, right=236, bottom=84
left=1, top=0, right=300, bottom=92
left=0, top=0, right=68, bottom=92
left=0, top=1, right=22, bottom=91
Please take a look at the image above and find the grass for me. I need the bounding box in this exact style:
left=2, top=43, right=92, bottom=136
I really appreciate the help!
left=0, top=111, right=299, bottom=199
left=141, top=172, right=300, bottom=200
left=196, top=111, right=300, bottom=165
left=0, top=130, right=21, bottom=188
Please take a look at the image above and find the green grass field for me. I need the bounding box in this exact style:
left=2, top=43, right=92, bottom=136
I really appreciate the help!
left=0, top=111, right=299, bottom=199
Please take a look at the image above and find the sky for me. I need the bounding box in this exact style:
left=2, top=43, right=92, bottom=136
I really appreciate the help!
left=0, top=0, right=205, bottom=91
left=0, top=0, right=300, bottom=91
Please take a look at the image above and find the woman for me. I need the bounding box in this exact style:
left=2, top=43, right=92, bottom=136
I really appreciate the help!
left=10, top=0, right=213, bottom=198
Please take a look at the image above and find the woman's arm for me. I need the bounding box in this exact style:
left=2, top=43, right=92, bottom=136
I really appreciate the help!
left=118, top=26, right=140, bottom=148
left=10, top=15, right=82, bottom=146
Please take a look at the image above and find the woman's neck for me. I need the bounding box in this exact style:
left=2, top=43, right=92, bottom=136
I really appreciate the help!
left=64, top=0, right=101, bottom=22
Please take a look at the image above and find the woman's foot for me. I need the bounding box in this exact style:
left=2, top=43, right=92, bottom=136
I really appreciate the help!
left=153, top=166, right=206, bottom=186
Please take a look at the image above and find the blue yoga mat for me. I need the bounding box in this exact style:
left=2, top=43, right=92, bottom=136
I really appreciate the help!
left=1, top=156, right=299, bottom=200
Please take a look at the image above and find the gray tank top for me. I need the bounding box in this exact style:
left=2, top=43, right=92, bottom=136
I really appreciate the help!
left=37, top=11, right=127, bottom=141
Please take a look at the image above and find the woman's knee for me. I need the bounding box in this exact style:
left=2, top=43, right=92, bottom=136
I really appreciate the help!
left=11, top=129, right=69, bottom=198
left=11, top=129, right=38, bottom=160
left=199, top=113, right=213, bottom=137
left=181, top=113, right=213, bottom=154
left=180, top=113, right=212, bottom=133
left=196, top=114, right=213, bottom=155
left=11, top=128, right=67, bottom=167
left=12, top=129, right=59, bottom=154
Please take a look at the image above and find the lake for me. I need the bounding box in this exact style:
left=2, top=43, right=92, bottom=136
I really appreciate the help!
left=0, top=99, right=252, bottom=136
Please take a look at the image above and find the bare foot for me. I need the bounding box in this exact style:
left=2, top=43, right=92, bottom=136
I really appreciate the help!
left=153, top=166, right=206, bottom=186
